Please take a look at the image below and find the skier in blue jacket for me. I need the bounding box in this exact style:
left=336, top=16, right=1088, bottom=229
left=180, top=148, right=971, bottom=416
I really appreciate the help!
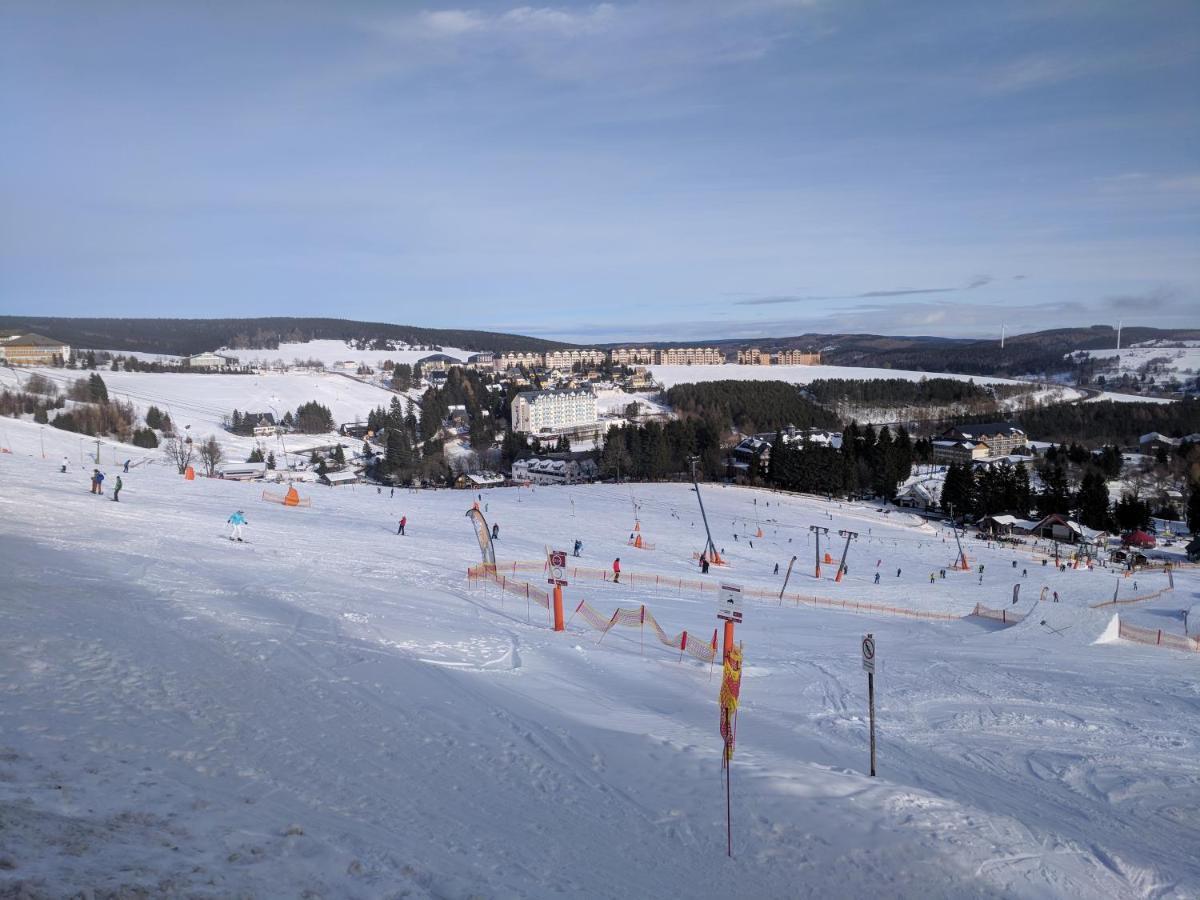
left=227, top=510, right=247, bottom=542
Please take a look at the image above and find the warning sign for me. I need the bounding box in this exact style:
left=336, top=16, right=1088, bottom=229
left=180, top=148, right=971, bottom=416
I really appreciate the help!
left=861, top=634, right=875, bottom=674
left=718, top=583, right=743, bottom=623
left=547, top=550, right=568, bottom=586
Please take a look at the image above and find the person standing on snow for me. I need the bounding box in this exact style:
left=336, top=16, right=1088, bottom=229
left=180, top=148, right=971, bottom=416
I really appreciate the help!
left=123, top=459, right=130, bottom=473
left=94, top=470, right=105, bottom=495
left=113, top=475, right=123, bottom=502
left=397, top=516, right=407, bottom=535
left=573, top=539, right=582, bottom=557
left=491, top=522, right=499, bottom=541
left=61, top=456, right=70, bottom=474
left=612, top=557, right=621, bottom=583
left=227, top=510, right=247, bottom=542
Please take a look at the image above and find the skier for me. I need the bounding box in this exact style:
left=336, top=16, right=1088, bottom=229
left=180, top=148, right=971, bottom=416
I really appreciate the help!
left=112, top=475, right=122, bottom=502
left=874, top=572, right=880, bottom=584
left=123, top=459, right=130, bottom=473
left=390, top=487, right=394, bottom=498
left=700, top=554, right=710, bottom=575
left=492, top=522, right=500, bottom=541
left=94, top=470, right=105, bottom=495
left=61, top=456, right=69, bottom=473
left=773, top=562, right=779, bottom=575
left=397, top=516, right=407, bottom=535
left=1053, top=591, right=1059, bottom=602
left=612, top=558, right=621, bottom=583
left=1022, top=568, right=1027, bottom=577
left=227, top=510, right=247, bottom=542
left=930, top=572, right=935, bottom=583
left=573, top=539, right=582, bottom=557
left=896, top=568, right=902, bottom=578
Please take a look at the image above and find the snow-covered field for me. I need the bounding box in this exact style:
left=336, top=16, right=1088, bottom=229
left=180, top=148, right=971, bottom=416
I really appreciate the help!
left=1075, top=345, right=1200, bottom=390
left=2, top=415, right=1197, bottom=898
left=649, top=363, right=1081, bottom=396
left=0, top=367, right=410, bottom=458
left=222, top=340, right=472, bottom=369
left=1086, top=390, right=1175, bottom=405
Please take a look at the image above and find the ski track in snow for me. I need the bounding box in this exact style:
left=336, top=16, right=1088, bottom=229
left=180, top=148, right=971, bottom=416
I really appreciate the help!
left=1, top=415, right=1198, bottom=898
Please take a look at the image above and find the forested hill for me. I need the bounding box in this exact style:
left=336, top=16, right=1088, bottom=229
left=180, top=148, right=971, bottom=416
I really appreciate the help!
left=0, top=316, right=574, bottom=356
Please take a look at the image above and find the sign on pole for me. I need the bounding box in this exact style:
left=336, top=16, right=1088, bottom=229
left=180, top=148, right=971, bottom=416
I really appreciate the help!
left=718, top=583, right=743, bottom=623
left=861, top=634, right=875, bottom=674
left=547, top=549, right=568, bottom=586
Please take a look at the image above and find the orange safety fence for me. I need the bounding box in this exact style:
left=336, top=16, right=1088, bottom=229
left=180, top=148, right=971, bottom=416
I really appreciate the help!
left=1090, top=586, right=1174, bottom=609
left=468, top=566, right=719, bottom=662
left=971, top=603, right=1026, bottom=625
left=489, top=561, right=963, bottom=622
left=1116, top=618, right=1200, bottom=653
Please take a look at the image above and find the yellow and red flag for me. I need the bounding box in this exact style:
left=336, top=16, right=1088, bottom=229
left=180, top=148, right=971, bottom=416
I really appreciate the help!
left=719, top=644, right=743, bottom=762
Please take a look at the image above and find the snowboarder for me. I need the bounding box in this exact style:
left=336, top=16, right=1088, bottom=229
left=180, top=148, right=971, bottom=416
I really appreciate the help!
left=573, top=539, right=582, bottom=557
left=61, top=456, right=69, bottom=473
left=492, top=522, right=500, bottom=540
left=112, top=475, right=122, bottom=502
left=123, top=459, right=130, bottom=473
left=227, top=510, right=247, bottom=541
left=397, top=516, right=407, bottom=535
left=612, top=558, right=621, bottom=583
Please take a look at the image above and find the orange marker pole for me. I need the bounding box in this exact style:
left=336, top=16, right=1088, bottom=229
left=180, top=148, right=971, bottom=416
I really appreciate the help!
left=723, top=619, right=735, bottom=662
left=553, top=584, right=564, bottom=632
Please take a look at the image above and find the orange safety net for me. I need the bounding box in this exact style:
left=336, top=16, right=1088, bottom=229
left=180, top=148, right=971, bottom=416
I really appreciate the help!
left=494, top=560, right=963, bottom=622
left=1090, top=586, right=1173, bottom=609
left=1117, top=617, right=1200, bottom=653
left=261, top=487, right=312, bottom=507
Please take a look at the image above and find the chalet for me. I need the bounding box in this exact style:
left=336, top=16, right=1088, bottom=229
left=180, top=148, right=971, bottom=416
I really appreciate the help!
left=894, top=478, right=941, bottom=511
left=188, top=351, right=238, bottom=369
left=1028, top=513, right=1104, bottom=545
left=976, top=514, right=1039, bottom=537
left=418, top=353, right=465, bottom=373
left=243, top=412, right=278, bottom=437
left=216, top=461, right=268, bottom=481
left=453, top=471, right=506, bottom=490
left=339, top=422, right=372, bottom=439
left=935, top=423, right=1026, bottom=462
left=510, top=454, right=598, bottom=485
left=0, top=332, right=71, bottom=365
left=320, top=469, right=360, bottom=487
left=1138, top=432, right=1179, bottom=454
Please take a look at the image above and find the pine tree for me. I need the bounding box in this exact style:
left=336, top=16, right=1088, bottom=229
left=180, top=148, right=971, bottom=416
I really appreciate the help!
left=1076, top=469, right=1111, bottom=530
left=266, top=451, right=276, bottom=470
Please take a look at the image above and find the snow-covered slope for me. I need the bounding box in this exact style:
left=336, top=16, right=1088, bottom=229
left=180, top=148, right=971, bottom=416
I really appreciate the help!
left=2, top=417, right=1197, bottom=898
left=0, top=367, right=410, bottom=457
left=224, top=340, right=471, bottom=368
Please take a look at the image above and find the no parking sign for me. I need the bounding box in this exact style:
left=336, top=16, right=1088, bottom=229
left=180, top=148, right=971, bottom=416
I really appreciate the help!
left=861, top=634, right=875, bottom=674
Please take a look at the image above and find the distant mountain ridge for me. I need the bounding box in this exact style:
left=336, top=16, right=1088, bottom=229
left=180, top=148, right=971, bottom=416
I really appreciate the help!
left=3, top=316, right=1195, bottom=380
left=0, top=316, right=575, bottom=357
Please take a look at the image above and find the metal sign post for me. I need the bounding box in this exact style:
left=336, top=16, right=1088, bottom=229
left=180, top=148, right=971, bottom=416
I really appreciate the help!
left=862, top=633, right=876, bottom=777
left=718, top=583, right=743, bottom=661
left=547, top=549, right=568, bottom=631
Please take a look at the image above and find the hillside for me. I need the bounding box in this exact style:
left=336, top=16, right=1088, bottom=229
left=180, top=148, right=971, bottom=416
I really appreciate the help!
left=1, top=415, right=1197, bottom=897
left=0, top=316, right=574, bottom=357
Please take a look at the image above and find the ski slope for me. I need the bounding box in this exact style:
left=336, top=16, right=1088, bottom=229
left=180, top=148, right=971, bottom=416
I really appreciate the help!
left=1, top=416, right=1197, bottom=898
left=0, top=366, right=410, bottom=458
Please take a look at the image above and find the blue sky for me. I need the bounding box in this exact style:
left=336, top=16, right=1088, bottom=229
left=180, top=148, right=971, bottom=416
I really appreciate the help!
left=2, top=1, right=1197, bottom=342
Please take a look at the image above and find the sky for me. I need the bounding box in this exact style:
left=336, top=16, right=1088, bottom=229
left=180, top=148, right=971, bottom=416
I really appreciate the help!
left=1, top=1, right=1198, bottom=343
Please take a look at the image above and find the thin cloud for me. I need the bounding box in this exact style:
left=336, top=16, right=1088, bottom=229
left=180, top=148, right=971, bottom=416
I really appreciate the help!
left=736, top=276, right=994, bottom=306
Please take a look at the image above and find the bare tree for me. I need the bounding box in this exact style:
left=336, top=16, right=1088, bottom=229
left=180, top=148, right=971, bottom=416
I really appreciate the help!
left=198, top=435, right=223, bottom=477
left=162, top=436, right=195, bottom=474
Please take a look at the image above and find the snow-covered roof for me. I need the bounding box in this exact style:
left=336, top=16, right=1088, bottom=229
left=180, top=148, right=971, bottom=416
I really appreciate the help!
left=322, top=469, right=359, bottom=484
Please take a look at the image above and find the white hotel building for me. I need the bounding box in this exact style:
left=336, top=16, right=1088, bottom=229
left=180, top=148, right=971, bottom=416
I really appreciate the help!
left=511, top=387, right=598, bottom=437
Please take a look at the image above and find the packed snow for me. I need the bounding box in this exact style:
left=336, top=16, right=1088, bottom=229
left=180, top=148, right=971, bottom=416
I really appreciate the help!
left=1, top=416, right=1197, bottom=898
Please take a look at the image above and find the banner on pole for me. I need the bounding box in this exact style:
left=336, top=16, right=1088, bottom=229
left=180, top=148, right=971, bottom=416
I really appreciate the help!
left=719, top=644, right=743, bottom=762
